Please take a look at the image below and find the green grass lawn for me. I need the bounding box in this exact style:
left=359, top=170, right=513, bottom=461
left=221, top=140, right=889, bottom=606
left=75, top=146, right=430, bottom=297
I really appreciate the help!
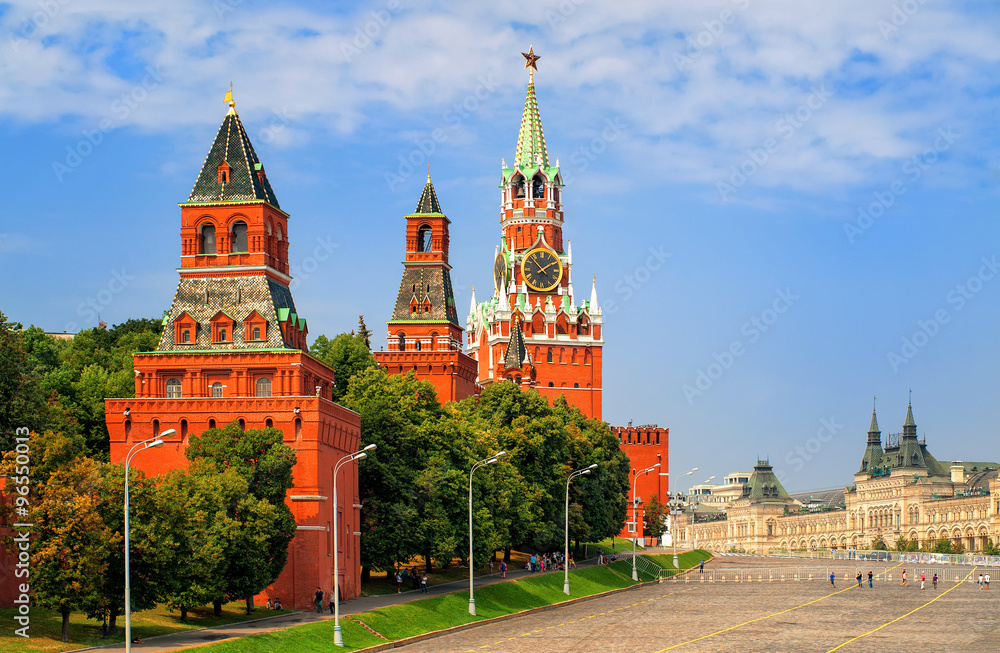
left=193, top=564, right=644, bottom=652
left=0, top=601, right=292, bottom=653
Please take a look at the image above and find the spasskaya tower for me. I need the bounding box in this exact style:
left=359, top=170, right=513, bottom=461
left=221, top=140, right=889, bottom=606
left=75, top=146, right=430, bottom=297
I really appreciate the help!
left=466, top=47, right=604, bottom=419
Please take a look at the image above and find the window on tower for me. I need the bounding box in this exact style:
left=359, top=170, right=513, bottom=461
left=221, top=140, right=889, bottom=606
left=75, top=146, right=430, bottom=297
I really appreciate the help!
left=513, top=175, right=525, bottom=198
left=546, top=348, right=553, bottom=363
left=166, top=378, right=182, bottom=399
left=200, top=224, right=217, bottom=255
left=256, top=377, right=272, bottom=397
left=532, top=175, right=545, bottom=199
left=231, top=221, right=248, bottom=252
left=397, top=333, right=406, bottom=351
left=212, top=382, right=223, bottom=398
left=417, top=225, right=433, bottom=252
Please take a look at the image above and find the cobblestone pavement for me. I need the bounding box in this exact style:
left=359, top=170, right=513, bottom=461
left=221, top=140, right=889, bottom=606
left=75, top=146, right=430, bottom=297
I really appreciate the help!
left=392, top=565, right=1000, bottom=653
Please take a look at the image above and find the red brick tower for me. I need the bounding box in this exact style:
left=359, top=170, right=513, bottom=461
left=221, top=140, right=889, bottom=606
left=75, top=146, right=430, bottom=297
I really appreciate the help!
left=465, top=49, right=604, bottom=419
left=374, top=171, right=478, bottom=401
left=105, top=95, right=362, bottom=609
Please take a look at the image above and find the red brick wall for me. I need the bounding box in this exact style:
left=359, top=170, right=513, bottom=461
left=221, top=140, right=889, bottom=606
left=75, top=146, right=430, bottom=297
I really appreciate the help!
left=612, top=427, right=670, bottom=543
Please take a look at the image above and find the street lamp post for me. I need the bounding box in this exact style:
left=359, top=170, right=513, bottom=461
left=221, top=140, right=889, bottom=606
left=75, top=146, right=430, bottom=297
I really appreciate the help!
left=631, top=463, right=660, bottom=581
left=564, top=463, right=597, bottom=595
left=671, top=467, right=698, bottom=569
left=468, top=451, right=505, bottom=616
left=125, top=430, right=172, bottom=653
left=333, top=443, right=376, bottom=648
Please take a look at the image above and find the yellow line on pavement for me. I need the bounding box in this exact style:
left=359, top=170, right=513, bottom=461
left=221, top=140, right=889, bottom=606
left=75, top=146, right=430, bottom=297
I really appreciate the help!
left=825, top=567, right=976, bottom=652
left=653, top=584, right=858, bottom=651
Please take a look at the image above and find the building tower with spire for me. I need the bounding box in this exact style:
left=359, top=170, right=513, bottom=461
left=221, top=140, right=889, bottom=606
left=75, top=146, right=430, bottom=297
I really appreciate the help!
left=465, top=47, right=604, bottom=419
left=374, top=170, right=478, bottom=402
left=856, top=398, right=884, bottom=477
left=104, top=92, right=363, bottom=609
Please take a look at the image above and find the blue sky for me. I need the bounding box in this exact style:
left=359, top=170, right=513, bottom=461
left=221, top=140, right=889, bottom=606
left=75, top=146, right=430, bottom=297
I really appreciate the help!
left=2, top=0, right=1000, bottom=492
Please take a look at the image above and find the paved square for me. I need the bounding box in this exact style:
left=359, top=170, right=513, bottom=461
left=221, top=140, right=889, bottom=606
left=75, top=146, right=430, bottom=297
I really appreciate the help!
left=392, top=564, right=1000, bottom=653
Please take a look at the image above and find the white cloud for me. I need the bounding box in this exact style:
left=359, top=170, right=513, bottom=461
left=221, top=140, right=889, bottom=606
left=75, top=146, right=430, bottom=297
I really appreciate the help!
left=1, top=0, right=997, bottom=201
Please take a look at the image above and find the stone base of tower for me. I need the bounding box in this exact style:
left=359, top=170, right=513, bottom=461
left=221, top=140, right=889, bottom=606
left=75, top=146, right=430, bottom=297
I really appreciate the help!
left=613, top=426, right=670, bottom=543
left=106, top=392, right=362, bottom=611
left=375, top=349, right=479, bottom=402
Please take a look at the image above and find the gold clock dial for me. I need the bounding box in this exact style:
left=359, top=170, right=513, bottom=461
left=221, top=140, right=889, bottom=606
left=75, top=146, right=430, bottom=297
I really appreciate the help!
left=520, top=248, right=563, bottom=292
left=494, top=252, right=509, bottom=294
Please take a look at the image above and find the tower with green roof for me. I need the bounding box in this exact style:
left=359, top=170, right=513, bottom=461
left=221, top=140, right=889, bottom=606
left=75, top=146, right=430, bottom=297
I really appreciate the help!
left=465, top=47, right=604, bottom=420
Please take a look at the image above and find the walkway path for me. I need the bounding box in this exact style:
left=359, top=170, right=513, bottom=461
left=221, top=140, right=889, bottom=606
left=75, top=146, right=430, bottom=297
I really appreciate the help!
left=79, top=555, right=611, bottom=653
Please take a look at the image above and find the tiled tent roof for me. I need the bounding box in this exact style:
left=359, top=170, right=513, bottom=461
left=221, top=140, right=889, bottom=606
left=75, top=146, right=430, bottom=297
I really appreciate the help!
left=743, top=459, right=792, bottom=501
left=414, top=176, right=442, bottom=214
left=188, top=110, right=280, bottom=207
left=514, top=79, right=549, bottom=170
left=503, top=319, right=528, bottom=370
left=390, top=267, right=459, bottom=325
left=158, top=276, right=297, bottom=351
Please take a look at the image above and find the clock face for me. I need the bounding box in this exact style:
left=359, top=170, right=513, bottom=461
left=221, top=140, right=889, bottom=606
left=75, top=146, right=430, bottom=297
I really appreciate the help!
left=521, top=248, right=563, bottom=292
left=494, top=253, right=508, bottom=294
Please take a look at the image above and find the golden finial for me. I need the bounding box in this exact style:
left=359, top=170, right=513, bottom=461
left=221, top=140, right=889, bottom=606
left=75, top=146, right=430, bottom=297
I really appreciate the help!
left=593, top=275, right=596, bottom=284
left=224, top=81, right=235, bottom=114
left=427, top=162, right=431, bottom=183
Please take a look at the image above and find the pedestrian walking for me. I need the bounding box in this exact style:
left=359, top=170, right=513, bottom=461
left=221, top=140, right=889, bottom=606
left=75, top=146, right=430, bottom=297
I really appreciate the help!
left=396, top=571, right=402, bottom=593
left=867, top=571, right=873, bottom=588
left=920, top=571, right=925, bottom=590
left=314, top=587, right=324, bottom=613
left=986, top=573, right=991, bottom=590
left=421, top=574, right=428, bottom=593
left=978, top=573, right=984, bottom=589
left=856, top=570, right=862, bottom=587
left=700, top=560, right=705, bottom=573
left=328, top=589, right=336, bottom=614
left=488, top=559, right=495, bottom=576
left=530, top=554, right=537, bottom=572
left=901, top=570, right=907, bottom=587
left=500, top=560, right=507, bottom=578
left=932, top=573, right=938, bottom=590
left=830, top=572, right=836, bottom=588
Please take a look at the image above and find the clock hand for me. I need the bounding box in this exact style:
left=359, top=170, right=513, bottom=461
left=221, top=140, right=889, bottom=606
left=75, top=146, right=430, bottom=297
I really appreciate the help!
left=536, top=260, right=557, bottom=273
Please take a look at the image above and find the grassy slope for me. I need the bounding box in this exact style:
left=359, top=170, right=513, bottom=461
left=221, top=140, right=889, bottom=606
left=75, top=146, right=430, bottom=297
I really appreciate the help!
left=0, top=602, right=291, bottom=653
left=195, top=565, right=644, bottom=652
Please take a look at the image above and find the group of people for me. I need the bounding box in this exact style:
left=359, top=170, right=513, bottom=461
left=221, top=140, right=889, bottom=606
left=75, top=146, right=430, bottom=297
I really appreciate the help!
left=394, top=568, right=430, bottom=594
left=526, top=551, right=575, bottom=572
left=833, top=568, right=991, bottom=591
left=264, top=597, right=283, bottom=610
left=596, top=549, right=619, bottom=565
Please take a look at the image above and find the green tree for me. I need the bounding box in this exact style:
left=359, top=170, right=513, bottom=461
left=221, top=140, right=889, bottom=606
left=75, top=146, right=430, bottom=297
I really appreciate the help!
left=186, top=422, right=297, bottom=612
left=309, top=332, right=378, bottom=403
left=643, top=494, right=668, bottom=542
left=932, top=538, right=953, bottom=554
left=984, top=539, right=1000, bottom=556
left=0, top=313, right=49, bottom=451
left=31, top=457, right=109, bottom=641
left=154, top=463, right=236, bottom=621
left=341, top=368, right=445, bottom=577
left=871, top=536, right=888, bottom=551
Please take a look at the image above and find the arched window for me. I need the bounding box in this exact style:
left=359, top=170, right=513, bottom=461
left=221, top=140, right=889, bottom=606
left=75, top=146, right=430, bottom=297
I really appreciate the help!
left=252, top=326, right=261, bottom=340
left=231, top=221, right=248, bottom=252
left=397, top=333, right=406, bottom=351
left=532, top=175, right=545, bottom=199
left=415, top=340, right=422, bottom=351
left=265, top=418, right=273, bottom=428
left=208, top=418, right=216, bottom=429
left=431, top=332, right=439, bottom=350
left=574, top=382, right=580, bottom=388
left=277, top=226, right=283, bottom=241
left=548, top=382, right=554, bottom=387
left=257, top=377, right=272, bottom=397
left=200, top=224, right=216, bottom=255
left=579, top=319, right=589, bottom=335
left=166, top=378, right=182, bottom=399
left=181, top=329, right=191, bottom=343
left=546, top=348, right=553, bottom=363
left=211, top=382, right=223, bottom=398
left=417, top=225, right=432, bottom=252
left=513, top=175, right=525, bottom=198
left=218, top=327, right=228, bottom=342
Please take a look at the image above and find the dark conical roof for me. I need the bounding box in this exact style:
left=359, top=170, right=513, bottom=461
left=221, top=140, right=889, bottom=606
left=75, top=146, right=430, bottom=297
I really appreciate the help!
left=414, top=172, right=442, bottom=214
left=742, top=459, right=792, bottom=501
left=188, top=108, right=279, bottom=207
left=503, top=317, right=528, bottom=370
left=904, top=400, right=916, bottom=427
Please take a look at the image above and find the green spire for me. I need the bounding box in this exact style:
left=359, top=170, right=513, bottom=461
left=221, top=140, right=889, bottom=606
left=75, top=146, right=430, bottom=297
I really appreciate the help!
left=514, top=74, right=549, bottom=170
left=904, top=392, right=916, bottom=428
left=868, top=397, right=880, bottom=435
left=503, top=316, right=528, bottom=370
